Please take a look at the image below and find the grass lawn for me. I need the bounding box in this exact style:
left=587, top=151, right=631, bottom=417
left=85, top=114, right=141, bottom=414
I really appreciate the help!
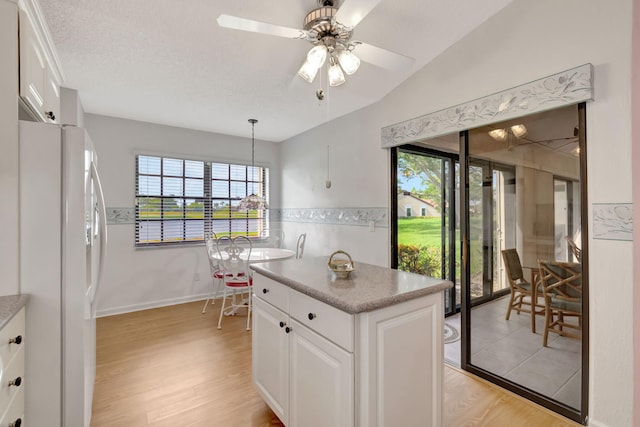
left=398, top=217, right=442, bottom=247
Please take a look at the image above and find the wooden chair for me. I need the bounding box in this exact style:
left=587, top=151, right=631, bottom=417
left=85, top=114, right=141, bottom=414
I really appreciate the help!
left=216, top=235, right=253, bottom=331
left=565, top=236, right=582, bottom=263
left=295, top=233, right=307, bottom=259
left=501, top=249, right=544, bottom=332
left=537, top=260, right=582, bottom=346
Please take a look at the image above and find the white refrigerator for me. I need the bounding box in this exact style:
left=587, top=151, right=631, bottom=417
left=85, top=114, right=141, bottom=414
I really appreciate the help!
left=19, top=120, right=107, bottom=427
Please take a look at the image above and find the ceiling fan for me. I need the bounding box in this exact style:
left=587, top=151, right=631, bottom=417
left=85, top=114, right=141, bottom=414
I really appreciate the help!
left=217, top=0, right=415, bottom=86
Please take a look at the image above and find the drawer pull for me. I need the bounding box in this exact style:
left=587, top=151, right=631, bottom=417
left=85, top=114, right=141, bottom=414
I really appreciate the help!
left=279, top=321, right=286, bottom=328
left=8, top=376, right=22, bottom=387
left=9, top=418, right=22, bottom=427
left=308, top=313, right=316, bottom=320
left=262, top=288, right=269, bottom=294
left=285, top=326, right=291, bottom=334
left=9, top=335, right=22, bottom=345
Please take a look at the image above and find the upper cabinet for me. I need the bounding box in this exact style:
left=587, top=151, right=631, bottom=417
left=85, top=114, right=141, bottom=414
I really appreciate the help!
left=18, top=0, right=63, bottom=124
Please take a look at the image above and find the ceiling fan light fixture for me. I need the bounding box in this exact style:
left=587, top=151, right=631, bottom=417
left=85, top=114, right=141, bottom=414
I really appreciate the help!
left=307, top=45, right=328, bottom=69
left=337, top=48, right=360, bottom=75
left=298, top=59, right=320, bottom=83
left=328, top=56, right=346, bottom=86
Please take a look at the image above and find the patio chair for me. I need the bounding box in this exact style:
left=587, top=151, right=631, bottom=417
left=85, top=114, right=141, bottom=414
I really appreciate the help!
left=202, top=232, right=223, bottom=314
left=565, top=236, right=582, bottom=263
left=501, top=248, right=544, bottom=332
left=260, top=229, right=285, bottom=248
left=537, top=260, right=582, bottom=346
left=295, top=232, right=307, bottom=259
left=216, top=235, right=253, bottom=331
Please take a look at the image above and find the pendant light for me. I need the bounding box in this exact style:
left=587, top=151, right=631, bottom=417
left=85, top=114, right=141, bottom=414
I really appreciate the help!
left=238, top=119, right=268, bottom=211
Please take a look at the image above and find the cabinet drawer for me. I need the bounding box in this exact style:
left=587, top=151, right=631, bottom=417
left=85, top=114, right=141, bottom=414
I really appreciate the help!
left=0, top=385, right=24, bottom=427
left=0, top=346, right=24, bottom=415
left=253, top=274, right=289, bottom=312
left=289, top=290, right=354, bottom=352
left=0, top=308, right=25, bottom=369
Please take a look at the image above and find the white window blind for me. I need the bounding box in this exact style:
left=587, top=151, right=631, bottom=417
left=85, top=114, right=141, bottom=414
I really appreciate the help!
left=135, top=155, right=269, bottom=246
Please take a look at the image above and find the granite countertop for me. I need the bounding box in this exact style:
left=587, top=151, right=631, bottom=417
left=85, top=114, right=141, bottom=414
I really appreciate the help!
left=0, top=294, right=29, bottom=330
left=250, top=256, right=453, bottom=314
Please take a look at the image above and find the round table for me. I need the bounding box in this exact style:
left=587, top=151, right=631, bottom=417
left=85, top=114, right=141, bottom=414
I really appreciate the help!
left=212, top=247, right=296, bottom=263
left=243, top=247, right=295, bottom=263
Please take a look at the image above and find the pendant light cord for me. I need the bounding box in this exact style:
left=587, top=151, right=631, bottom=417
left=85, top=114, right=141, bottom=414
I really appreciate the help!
left=249, top=118, right=258, bottom=169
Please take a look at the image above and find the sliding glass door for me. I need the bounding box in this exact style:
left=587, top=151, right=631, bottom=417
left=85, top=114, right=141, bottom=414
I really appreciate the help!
left=463, top=104, right=587, bottom=423
left=392, top=144, right=459, bottom=315
left=390, top=103, right=588, bottom=424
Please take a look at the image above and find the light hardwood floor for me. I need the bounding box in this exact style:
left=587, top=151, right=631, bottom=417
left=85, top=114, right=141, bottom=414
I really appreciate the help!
left=91, top=301, right=580, bottom=426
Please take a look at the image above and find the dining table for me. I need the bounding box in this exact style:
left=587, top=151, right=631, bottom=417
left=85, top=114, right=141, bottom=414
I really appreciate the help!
left=211, top=247, right=296, bottom=263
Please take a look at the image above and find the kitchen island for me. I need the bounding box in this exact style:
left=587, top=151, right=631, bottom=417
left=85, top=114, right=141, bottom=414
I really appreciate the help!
left=250, top=256, right=452, bottom=427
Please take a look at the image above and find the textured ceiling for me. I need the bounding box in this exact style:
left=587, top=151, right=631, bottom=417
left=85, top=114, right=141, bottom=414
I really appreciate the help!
left=39, top=0, right=514, bottom=142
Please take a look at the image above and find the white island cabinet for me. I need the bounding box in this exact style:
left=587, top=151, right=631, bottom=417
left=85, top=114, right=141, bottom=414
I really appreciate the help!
left=251, top=257, right=452, bottom=427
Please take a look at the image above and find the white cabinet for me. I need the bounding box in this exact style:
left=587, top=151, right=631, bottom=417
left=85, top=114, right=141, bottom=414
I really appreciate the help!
left=252, top=276, right=354, bottom=427
left=18, top=2, right=62, bottom=123
left=252, top=296, right=289, bottom=424
left=289, top=318, right=354, bottom=427
left=252, top=273, right=444, bottom=427
left=0, top=307, right=26, bottom=426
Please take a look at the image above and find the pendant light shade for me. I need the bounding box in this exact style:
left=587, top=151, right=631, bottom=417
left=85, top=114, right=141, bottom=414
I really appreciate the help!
left=239, top=119, right=268, bottom=211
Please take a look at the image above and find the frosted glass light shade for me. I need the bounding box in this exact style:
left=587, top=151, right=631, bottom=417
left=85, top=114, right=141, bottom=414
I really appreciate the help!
left=328, top=60, right=346, bottom=86
left=337, top=49, right=360, bottom=75
left=298, top=59, right=320, bottom=83
left=488, top=128, right=507, bottom=141
left=307, top=45, right=328, bottom=69
left=511, top=124, right=528, bottom=138
left=239, top=193, right=268, bottom=211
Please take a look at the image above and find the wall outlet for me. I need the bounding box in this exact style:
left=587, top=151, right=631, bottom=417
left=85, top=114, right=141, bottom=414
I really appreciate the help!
left=194, top=273, right=201, bottom=281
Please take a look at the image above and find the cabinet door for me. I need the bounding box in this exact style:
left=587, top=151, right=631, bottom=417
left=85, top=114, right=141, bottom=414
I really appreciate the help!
left=252, top=297, right=289, bottom=425
left=43, top=61, right=60, bottom=123
left=19, top=10, right=46, bottom=120
left=358, top=294, right=443, bottom=427
left=289, top=319, right=354, bottom=427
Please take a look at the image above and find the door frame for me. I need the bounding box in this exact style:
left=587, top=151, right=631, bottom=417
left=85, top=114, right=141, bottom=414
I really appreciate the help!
left=390, top=145, right=459, bottom=316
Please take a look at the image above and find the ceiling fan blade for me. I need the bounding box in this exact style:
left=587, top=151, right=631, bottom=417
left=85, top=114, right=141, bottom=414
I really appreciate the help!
left=334, top=0, right=383, bottom=28
left=353, top=42, right=415, bottom=71
left=217, top=14, right=310, bottom=39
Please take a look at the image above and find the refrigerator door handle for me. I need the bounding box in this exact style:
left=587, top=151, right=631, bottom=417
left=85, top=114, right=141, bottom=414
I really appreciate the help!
left=91, top=161, right=108, bottom=295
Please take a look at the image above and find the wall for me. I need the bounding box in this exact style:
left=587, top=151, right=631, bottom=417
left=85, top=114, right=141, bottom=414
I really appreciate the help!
left=0, top=1, right=19, bottom=296
left=280, top=106, right=390, bottom=266
left=632, top=0, right=639, bottom=424
left=279, top=1, right=633, bottom=425
left=84, top=114, right=281, bottom=316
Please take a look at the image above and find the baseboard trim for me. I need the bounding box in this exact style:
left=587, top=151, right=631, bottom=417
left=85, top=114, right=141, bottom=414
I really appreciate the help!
left=96, top=293, right=217, bottom=318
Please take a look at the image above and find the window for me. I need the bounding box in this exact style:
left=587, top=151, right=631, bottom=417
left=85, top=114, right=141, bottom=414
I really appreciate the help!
left=406, top=207, right=412, bottom=217
left=421, top=207, right=426, bottom=216
left=135, top=155, right=269, bottom=246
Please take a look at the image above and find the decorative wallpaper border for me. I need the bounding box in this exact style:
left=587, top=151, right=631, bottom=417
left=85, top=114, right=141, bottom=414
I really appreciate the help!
left=106, top=207, right=389, bottom=228
left=381, top=63, right=594, bottom=147
left=279, top=208, right=388, bottom=228
left=592, top=203, right=632, bottom=241
left=106, top=207, right=135, bottom=225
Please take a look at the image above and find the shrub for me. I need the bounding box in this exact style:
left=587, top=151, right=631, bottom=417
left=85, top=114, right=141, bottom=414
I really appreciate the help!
left=398, top=244, right=442, bottom=277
